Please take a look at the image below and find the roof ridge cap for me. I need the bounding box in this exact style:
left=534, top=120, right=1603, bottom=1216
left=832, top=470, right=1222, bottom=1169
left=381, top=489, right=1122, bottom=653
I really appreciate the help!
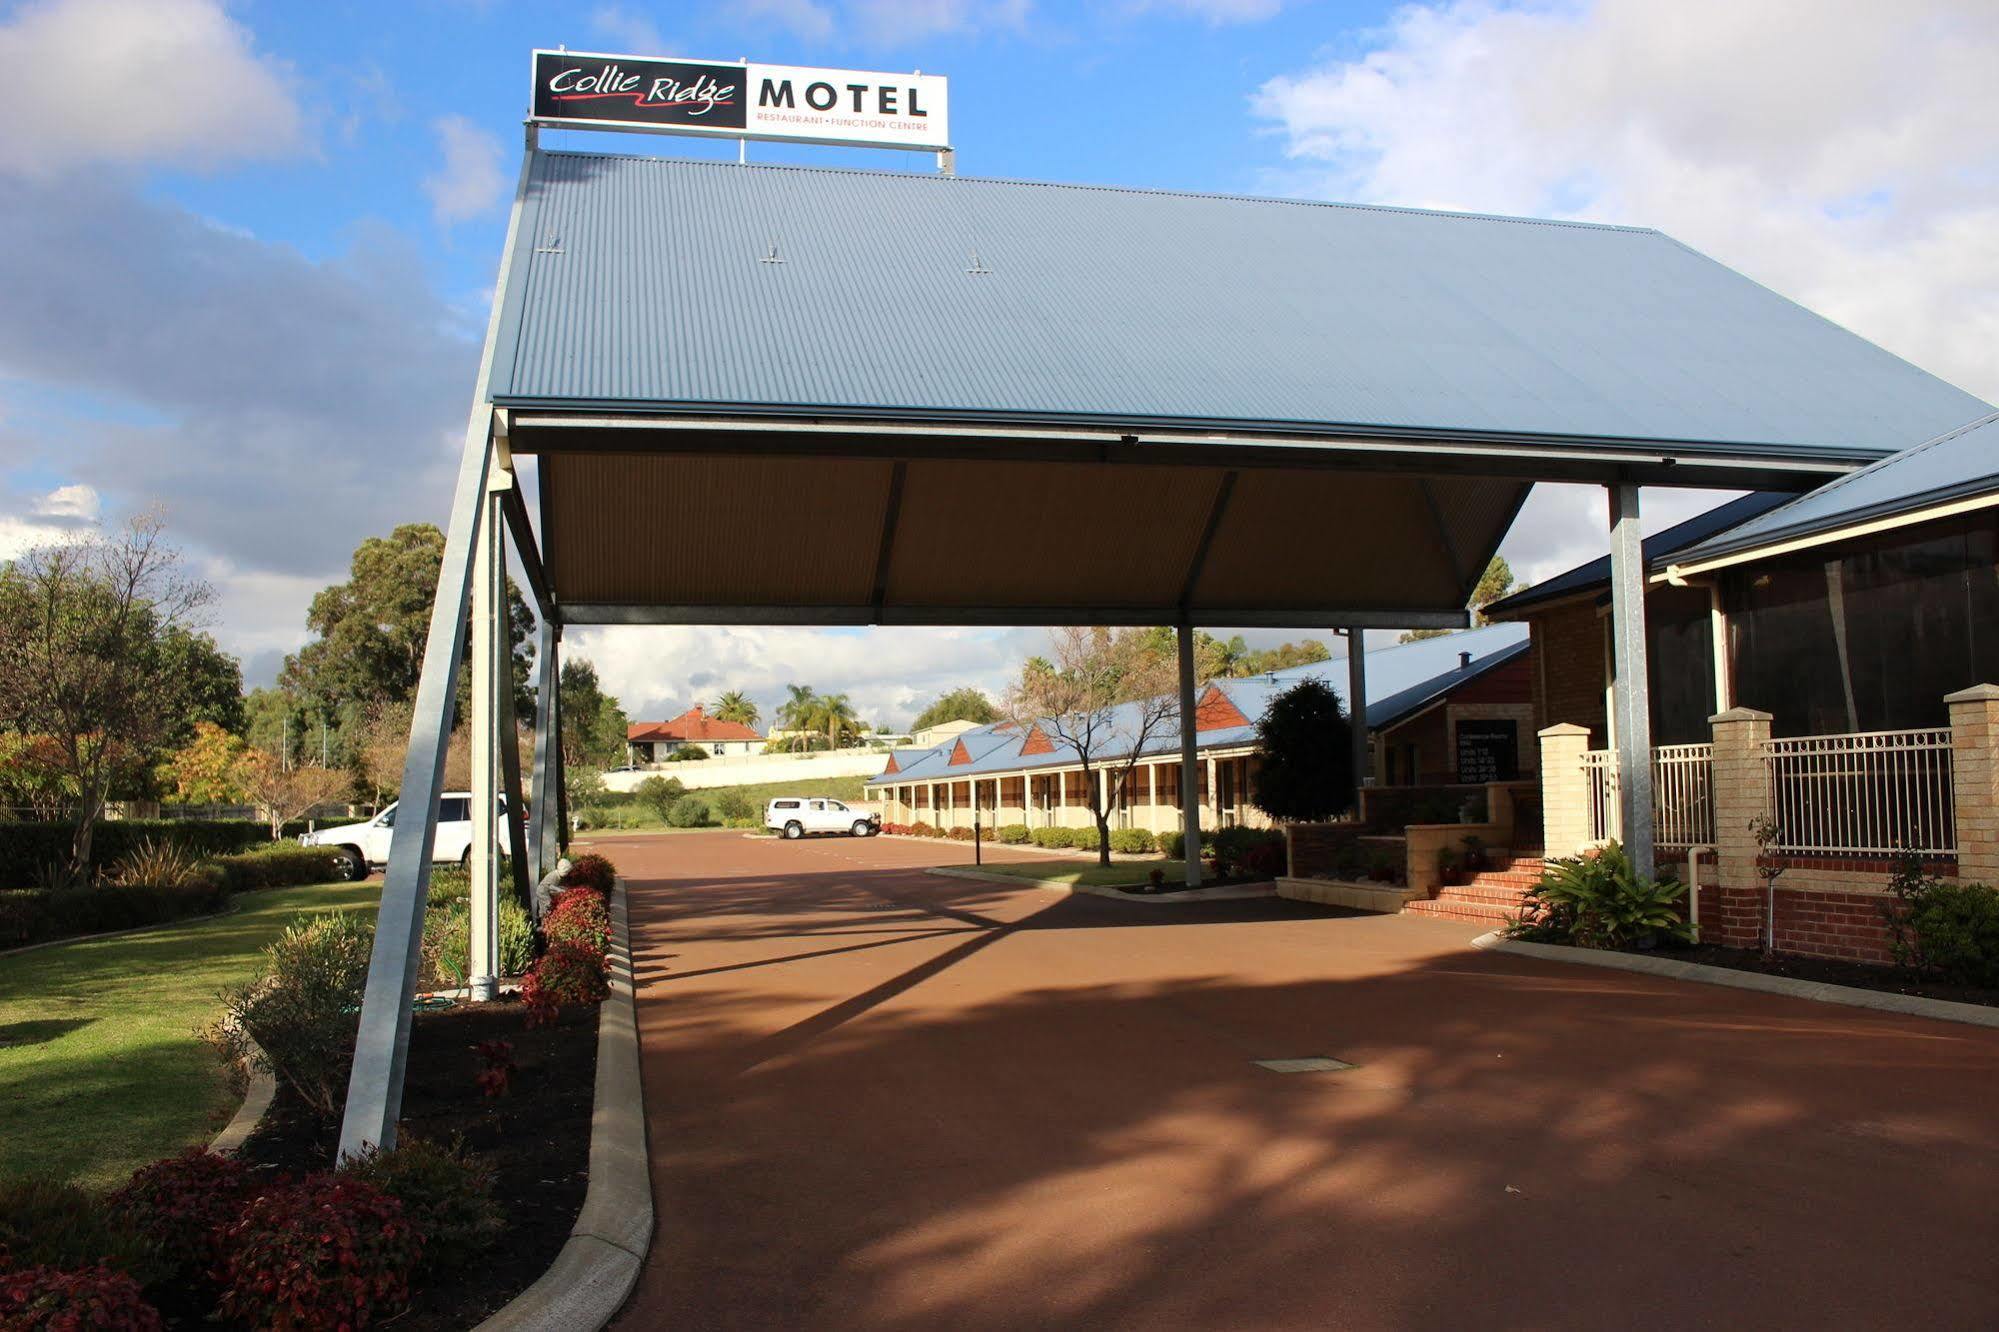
left=535, top=148, right=1661, bottom=235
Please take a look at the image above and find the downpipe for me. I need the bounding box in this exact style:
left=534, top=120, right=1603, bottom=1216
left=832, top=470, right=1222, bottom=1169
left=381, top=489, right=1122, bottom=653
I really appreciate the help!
left=1684, top=845, right=1711, bottom=943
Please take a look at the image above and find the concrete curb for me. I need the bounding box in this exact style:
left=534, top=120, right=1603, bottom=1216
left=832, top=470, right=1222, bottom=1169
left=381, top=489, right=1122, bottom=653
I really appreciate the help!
left=477, top=877, right=653, bottom=1331
left=208, top=1042, right=275, bottom=1156
left=929, top=866, right=1276, bottom=903
left=1470, top=930, right=1999, bottom=1029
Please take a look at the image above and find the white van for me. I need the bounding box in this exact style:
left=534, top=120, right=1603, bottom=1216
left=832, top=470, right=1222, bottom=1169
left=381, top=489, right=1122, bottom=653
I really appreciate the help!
left=300, top=792, right=515, bottom=881
left=765, top=797, right=879, bottom=840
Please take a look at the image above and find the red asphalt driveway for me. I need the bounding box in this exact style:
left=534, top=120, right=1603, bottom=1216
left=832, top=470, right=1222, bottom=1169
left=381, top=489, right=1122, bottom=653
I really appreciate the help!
left=603, top=829, right=1999, bottom=1330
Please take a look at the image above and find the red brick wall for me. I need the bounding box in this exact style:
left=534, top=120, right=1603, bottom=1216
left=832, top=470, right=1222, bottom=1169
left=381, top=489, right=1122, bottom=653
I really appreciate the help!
left=1678, top=863, right=1945, bottom=963
left=1452, top=652, right=1535, bottom=704
left=1528, top=601, right=1606, bottom=744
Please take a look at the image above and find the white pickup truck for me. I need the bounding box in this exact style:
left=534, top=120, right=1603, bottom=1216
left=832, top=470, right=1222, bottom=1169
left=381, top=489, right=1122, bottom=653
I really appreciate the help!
left=765, top=796, right=880, bottom=840
left=300, top=792, right=515, bottom=881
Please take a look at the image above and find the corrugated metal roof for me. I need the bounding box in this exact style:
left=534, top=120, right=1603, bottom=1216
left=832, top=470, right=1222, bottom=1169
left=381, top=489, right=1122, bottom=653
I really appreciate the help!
left=1481, top=492, right=1794, bottom=619
left=495, top=152, right=1988, bottom=453
left=1666, top=411, right=1999, bottom=567
left=864, top=622, right=1530, bottom=786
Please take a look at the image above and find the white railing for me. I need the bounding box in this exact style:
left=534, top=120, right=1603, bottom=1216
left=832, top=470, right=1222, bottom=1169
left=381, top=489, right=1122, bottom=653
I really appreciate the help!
left=1652, top=744, right=1715, bottom=851
left=1583, top=749, right=1619, bottom=844
left=1763, top=728, right=1955, bottom=857
left=1582, top=744, right=1714, bottom=850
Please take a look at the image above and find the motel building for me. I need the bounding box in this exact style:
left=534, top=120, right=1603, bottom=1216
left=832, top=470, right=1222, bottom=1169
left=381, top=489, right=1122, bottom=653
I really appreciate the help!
left=626, top=706, right=764, bottom=763
left=865, top=625, right=1534, bottom=835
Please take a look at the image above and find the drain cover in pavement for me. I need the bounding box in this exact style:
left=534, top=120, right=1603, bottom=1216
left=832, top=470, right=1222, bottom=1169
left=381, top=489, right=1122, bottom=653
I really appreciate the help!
left=1253, top=1056, right=1356, bottom=1074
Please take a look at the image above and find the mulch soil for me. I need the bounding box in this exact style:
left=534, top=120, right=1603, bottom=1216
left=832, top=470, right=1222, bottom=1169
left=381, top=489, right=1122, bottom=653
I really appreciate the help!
left=1630, top=941, right=1999, bottom=1010
left=222, top=997, right=599, bottom=1331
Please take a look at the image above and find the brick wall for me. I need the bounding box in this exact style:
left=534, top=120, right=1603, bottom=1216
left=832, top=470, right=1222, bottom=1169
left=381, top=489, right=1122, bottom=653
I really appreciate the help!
left=1529, top=601, right=1607, bottom=744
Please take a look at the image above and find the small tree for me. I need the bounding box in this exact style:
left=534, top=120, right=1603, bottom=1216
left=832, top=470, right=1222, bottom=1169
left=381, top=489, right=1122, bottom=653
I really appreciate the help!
left=238, top=749, right=349, bottom=840
left=0, top=513, right=212, bottom=870
left=634, top=775, right=685, bottom=820
left=1250, top=678, right=1356, bottom=824
left=1005, top=628, right=1178, bottom=867
left=162, top=721, right=250, bottom=805
left=911, top=687, right=999, bottom=733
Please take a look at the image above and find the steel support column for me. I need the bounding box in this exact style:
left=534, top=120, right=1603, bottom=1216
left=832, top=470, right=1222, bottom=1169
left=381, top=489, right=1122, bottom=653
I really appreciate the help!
left=1607, top=484, right=1656, bottom=883
left=1177, top=625, right=1203, bottom=888
left=469, top=489, right=503, bottom=1003
left=335, top=425, right=493, bottom=1158
left=527, top=619, right=560, bottom=883
left=1345, top=628, right=1368, bottom=795
left=494, top=612, right=532, bottom=916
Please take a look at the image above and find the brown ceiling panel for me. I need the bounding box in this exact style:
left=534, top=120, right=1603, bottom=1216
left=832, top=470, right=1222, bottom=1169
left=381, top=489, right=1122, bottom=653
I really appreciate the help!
left=882, top=461, right=1224, bottom=611
left=1191, top=470, right=1473, bottom=610
left=545, top=453, right=890, bottom=606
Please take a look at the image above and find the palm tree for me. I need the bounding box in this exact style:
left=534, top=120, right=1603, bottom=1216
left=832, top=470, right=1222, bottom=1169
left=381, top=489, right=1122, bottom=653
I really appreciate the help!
left=810, top=692, right=860, bottom=748
left=778, top=684, right=818, bottom=750
left=713, top=689, right=759, bottom=727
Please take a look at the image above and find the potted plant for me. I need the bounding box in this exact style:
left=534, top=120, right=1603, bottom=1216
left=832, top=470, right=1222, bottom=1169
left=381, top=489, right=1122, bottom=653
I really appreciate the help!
left=1460, top=835, right=1488, bottom=874
left=1437, top=846, right=1461, bottom=886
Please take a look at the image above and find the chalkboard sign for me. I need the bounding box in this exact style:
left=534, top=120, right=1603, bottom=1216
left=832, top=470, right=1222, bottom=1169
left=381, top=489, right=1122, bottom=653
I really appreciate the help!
left=1455, top=720, right=1518, bottom=783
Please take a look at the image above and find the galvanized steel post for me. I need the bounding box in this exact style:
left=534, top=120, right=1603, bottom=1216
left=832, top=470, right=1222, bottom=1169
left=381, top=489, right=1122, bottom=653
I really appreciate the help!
left=1607, top=484, right=1657, bottom=883
left=1345, top=629, right=1368, bottom=798
left=469, top=488, right=503, bottom=1002
left=528, top=619, right=560, bottom=884
left=1177, top=625, right=1203, bottom=888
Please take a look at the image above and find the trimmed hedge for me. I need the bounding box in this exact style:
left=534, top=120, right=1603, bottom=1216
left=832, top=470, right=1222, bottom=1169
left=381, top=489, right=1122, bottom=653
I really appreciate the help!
left=0, top=819, right=299, bottom=889
left=1108, top=827, right=1157, bottom=854
left=996, top=824, right=1029, bottom=845
left=210, top=844, right=344, bottom=893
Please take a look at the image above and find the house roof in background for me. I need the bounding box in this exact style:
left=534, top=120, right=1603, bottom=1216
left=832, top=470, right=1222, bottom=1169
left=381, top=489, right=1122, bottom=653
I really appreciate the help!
left=1666, top=410, right=1999, bottom=569
left=627, top=706, right=763, bottom=744
left=863, top=623, right=1531, bottom=787
left=494, top=153, right=1989, bottom=457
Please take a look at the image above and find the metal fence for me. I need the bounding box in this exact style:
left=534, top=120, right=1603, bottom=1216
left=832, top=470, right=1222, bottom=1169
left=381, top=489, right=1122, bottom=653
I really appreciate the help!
left=1652, top=744, right=1715, bottom=851
left=1763, top=728, right=1955, bottom=857
left=1583, top=744, right=1716, bottom=851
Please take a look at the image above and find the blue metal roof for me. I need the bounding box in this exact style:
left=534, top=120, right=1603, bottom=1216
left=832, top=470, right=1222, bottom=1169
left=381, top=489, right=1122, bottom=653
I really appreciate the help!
left=864, top=623, right=1530, bottom=787
left=1666, top=410, right=1999, bottom=567
left=1481, top=491, right=1795, bottom=619
left=493, top=151, right=1988, bottom=454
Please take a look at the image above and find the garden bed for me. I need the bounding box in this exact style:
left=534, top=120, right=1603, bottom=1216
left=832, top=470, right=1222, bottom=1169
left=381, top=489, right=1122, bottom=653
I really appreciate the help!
left=1624, top=941, right=1999, bottom=1011
left=227, top=995, right=598, bottom=1331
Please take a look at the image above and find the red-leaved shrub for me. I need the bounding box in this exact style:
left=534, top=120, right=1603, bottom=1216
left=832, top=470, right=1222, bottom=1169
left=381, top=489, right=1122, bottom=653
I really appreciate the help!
left=558, top=854, right=616, bottom=893
left=520, top=942, right=609, bottom=1027
left=217, top=1175, right=422, bottom=1330
left=473, top=1039, right=515, bottom=1099
left=0, top=1265, right=162, bottom=1331
left=544, top=888, right=609, bottom=954
left=108, top=1150, right=255, bottom=1282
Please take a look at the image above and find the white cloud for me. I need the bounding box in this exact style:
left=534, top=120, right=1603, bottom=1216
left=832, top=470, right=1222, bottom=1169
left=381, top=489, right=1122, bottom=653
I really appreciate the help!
left=589, top=5, right=667, bottom=54
left=737, top=0, right=836, bottom=42
left=31, top=483, right=99, bottom=520
left=0, top=0, right=302, bottom=175
left=422, top=115, right=507, bottom=226
left=566, top=624, right=1040, bottom=731
left=845, top=0, right=1030, bottom=45
left=1129, top=0, right=1283, bottom=22
left=1253, top=0, right=1999, bottom=403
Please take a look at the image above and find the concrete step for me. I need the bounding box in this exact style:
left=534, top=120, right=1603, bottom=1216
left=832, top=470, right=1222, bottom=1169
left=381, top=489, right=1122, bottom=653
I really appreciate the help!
left=1403, top=898, right=1520, bottom=925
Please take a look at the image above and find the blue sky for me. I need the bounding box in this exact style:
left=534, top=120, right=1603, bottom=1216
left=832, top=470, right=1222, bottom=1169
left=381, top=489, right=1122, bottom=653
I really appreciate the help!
left=2, top=0, right=1994, bottom=728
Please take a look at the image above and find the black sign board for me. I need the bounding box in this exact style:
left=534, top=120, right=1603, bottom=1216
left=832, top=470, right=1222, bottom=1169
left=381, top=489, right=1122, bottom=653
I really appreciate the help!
left=532, top=52, right=747, bottom=131
left=1455, top=720, right=1518, bottom=784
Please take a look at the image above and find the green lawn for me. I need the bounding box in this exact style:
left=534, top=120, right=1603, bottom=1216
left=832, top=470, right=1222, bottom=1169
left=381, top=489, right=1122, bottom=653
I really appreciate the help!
left=0, top=879, right=379, bottom=1189
left=583, top=773, right=872, bottom=830
left=965, top=858, right=1191, bottom=888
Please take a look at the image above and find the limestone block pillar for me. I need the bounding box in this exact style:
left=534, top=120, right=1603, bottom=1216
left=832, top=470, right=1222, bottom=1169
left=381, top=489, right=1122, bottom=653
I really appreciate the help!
left=1537, top=723, right=1592, bottom=857
left=1947, top=685, right=1999, bottom=884
left=1710, top=707, right=1774, bottom=948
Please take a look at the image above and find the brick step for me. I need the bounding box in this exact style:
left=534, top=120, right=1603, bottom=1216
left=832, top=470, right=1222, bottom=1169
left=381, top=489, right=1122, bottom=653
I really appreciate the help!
left=1463, top=868, right=1535, bottom=888
left=1434, top=884, right=1534, bottom=908
left=1403, top=899, right=1521, bottom=925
